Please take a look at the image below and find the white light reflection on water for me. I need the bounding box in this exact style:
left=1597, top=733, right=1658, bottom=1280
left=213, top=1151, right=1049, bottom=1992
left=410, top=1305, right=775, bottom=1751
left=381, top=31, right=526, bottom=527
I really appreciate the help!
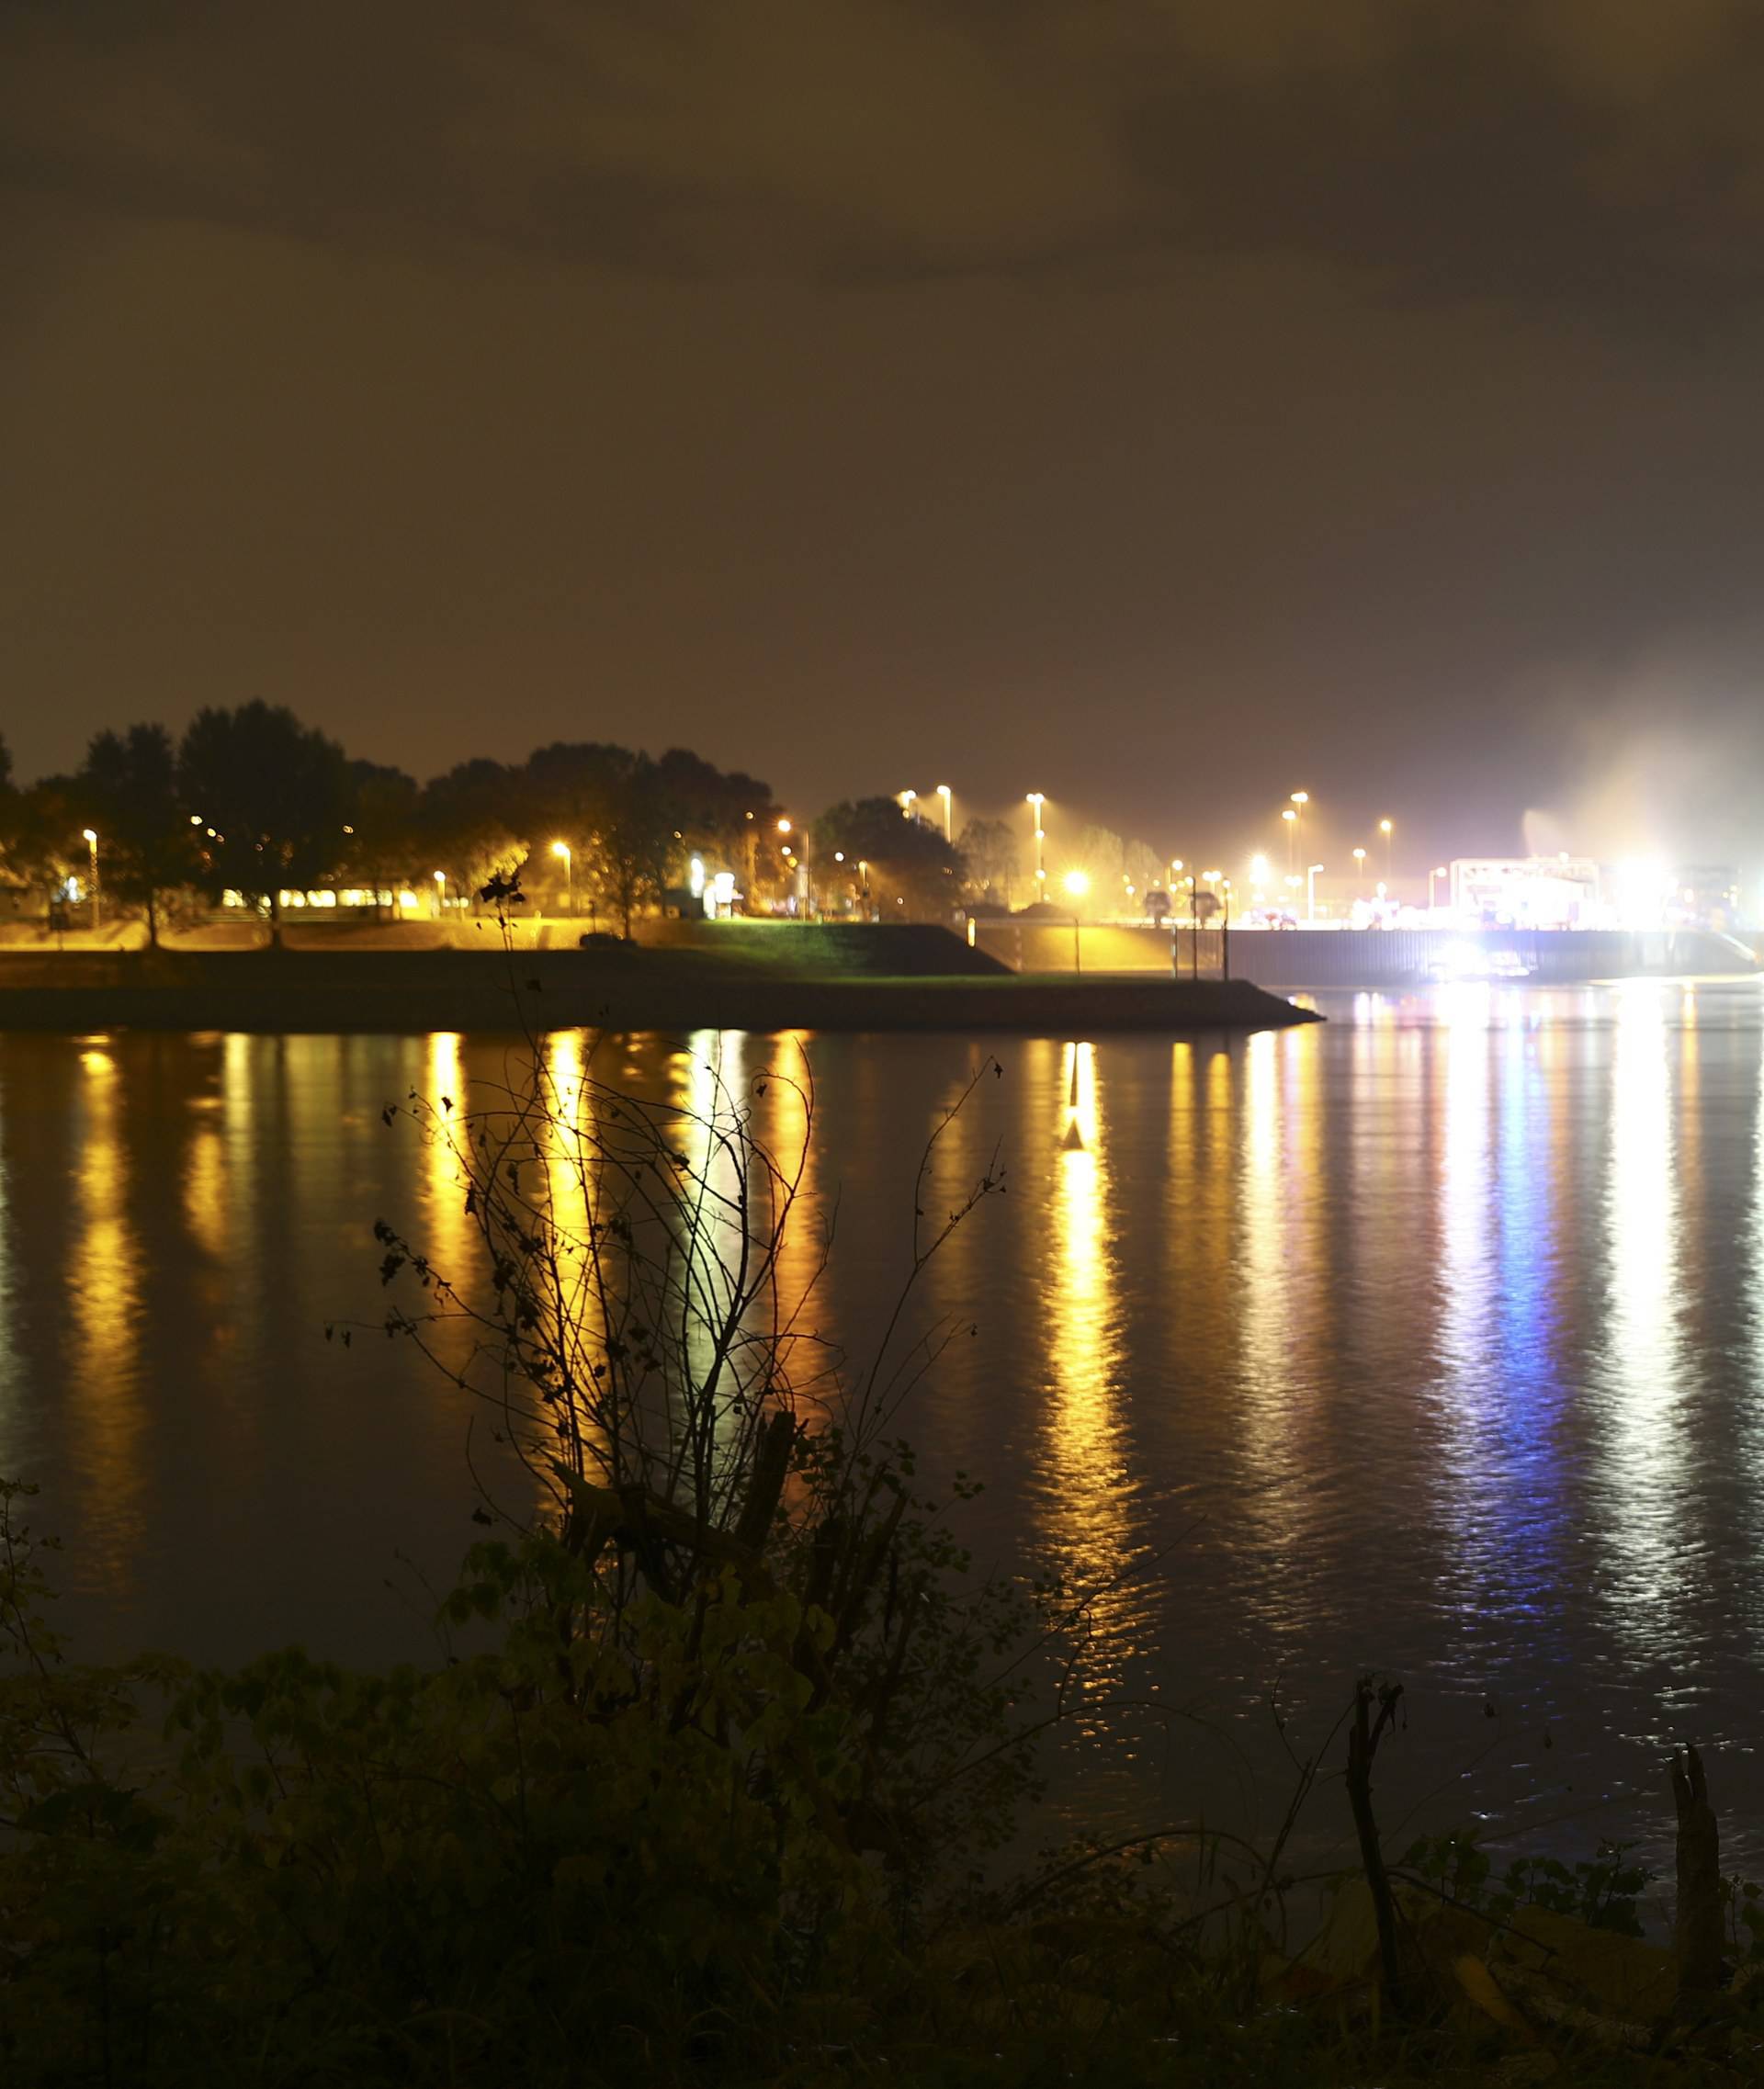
left=1428, top=988, right=1573, bottom=1669
left=1595, top=982, right=1693, bottom=1662
left=1747, top=1007, right=1764, bottom=1663
left=1232, top=1025, right=1330, bottom=1648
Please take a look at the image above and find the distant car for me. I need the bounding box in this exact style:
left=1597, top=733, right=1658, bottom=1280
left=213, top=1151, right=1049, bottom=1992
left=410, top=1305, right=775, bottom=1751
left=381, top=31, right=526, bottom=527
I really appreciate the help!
left=578, top=931, right=633, bottom=953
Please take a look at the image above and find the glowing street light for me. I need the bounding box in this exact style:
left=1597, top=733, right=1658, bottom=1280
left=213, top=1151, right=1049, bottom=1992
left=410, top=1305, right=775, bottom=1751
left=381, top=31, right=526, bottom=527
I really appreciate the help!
left=1281, top=805, right=1298, bottom=870
left=898, top=789, right=917, bottom=819
left=1288, top=790, right=1309, bottom=873
left=1306, top=862, right=1324, bottom=921
left=1062, top=868, right=1089, bottom=973
left=550, top=839, right=574, bottom=914
left=1026, top=793, right=1046, bottom=887
left=433, top=869, right=446, bottom=917
left=1379, top=817, right=1394, bottom=884
left=82, top=828, right=100, bottom=931
left=1430, top=864, right=1449, bottom=911
left=776, top=817, right=791, bottom=833
left=1351, top=844, right=1367, bottom=896
left=934, top=783, right=952, bottom=841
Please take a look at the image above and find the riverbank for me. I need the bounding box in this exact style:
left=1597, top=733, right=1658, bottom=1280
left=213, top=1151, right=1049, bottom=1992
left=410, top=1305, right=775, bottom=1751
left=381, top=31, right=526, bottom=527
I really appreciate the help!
left=0, top=947, right=1316, bottom=1034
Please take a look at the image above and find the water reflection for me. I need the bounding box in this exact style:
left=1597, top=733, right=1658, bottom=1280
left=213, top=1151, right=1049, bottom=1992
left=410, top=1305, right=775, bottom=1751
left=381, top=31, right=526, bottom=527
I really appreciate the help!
left=1428, top=987, right=1571, bottom=1662
left=1232, top=1027, right=1329, bottom=1643
left=0, top=1055, right=21, bottom=1418
left=1595, top=983, right=1692, bottom=1660
left=3, top=989, right=1764, bottom=1868
left=71, top=1043, right=147, bottom=1554
left=1035, top=1042, right=1142, bottom=1704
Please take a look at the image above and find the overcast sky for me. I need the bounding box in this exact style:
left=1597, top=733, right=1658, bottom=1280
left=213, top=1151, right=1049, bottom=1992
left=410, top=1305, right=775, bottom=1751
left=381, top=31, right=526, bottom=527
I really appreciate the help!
left=6, top=1, right=1764, bottom=868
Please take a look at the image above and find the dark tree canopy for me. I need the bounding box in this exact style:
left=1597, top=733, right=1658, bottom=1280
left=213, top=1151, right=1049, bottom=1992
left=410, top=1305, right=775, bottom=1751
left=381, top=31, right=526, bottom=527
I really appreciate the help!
left=78, top=723, right=192, bottom=944
left=813, top=797, right=964, bottom=920
left=178, top=703, right=350, bottom=940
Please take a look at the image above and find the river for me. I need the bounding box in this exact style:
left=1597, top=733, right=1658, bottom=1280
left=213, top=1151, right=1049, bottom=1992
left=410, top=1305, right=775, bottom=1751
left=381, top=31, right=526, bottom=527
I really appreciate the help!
left=3, top=981, right=1761, bottom=1877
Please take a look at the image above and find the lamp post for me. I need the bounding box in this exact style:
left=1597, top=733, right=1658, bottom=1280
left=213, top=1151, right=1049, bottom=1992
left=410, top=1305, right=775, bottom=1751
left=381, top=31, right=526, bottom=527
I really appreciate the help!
left=1379, top=817, right=1394, bottom=885
left=1289, top=791, right=1309, bottom=872
left=82, top=829, right=100, bottom=932
left=550, top=840, right=573, bottom=915
left=1306, top=862, right=1323, bottom=921
left=433, top=869, right=446, bottom=918
left=1352, top=845, right=1367, bottom=897
left=1430, top=864, right=1449, bottom=912
left=1282, top=806, right=1297, bottom=872
left=898, top=789, right=917, bottom=819
left=934, top=784, right=952, bottom=842
left=1026, top=793, right=1046, bottom=892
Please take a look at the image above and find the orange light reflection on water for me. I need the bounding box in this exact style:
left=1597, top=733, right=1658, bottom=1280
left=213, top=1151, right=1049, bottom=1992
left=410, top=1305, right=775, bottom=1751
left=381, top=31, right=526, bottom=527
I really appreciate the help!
left=71, top=1044, right=146, bottom=1557
left=1035, top=1041, right=1146, bottom=1708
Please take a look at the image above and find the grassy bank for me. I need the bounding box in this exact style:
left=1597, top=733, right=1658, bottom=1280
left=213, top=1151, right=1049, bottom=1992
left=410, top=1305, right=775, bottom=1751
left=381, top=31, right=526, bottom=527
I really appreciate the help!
left=0, top=947, right=1317, bottom=1033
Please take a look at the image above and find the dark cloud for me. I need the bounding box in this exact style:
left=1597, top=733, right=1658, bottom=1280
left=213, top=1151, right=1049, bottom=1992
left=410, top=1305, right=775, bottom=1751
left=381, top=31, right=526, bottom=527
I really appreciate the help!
left=10, top=2, right=1764, bottom=304
left=6, top=3, right=1764, bottom=866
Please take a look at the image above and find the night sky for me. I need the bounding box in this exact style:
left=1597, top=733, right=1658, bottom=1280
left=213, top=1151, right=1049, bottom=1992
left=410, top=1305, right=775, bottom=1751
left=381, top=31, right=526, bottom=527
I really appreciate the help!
left=7, top=2, right=1764, bottom=867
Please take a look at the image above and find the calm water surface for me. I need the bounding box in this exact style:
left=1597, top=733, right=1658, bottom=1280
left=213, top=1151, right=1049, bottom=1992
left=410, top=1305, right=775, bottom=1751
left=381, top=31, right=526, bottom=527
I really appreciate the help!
left=3, top=983, right=1762, bottom=1872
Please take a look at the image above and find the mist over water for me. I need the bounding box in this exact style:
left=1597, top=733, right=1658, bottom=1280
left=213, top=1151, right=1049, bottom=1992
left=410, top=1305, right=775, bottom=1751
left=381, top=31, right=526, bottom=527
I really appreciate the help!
left=2, top=986, right=1763, bottom=1875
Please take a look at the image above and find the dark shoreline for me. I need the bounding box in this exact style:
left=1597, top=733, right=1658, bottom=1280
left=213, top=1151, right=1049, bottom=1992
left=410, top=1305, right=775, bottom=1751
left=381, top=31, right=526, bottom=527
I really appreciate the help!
left=0, top=950, right=1316, bottom=1035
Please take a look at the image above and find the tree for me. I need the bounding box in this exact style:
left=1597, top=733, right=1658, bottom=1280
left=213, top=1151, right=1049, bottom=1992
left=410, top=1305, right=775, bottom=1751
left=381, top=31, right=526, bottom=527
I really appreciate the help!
left=0, top=732, right=19, bottom=903
left=7, top=777, right=83, bottom=928
left=77, top=724, right=192, bottom=947
left=421, top=759, right=528, bottom=909
left=178, top=704, right=350, bottom=945
left=525, top=742, right=675, bottom=933
left=813, top=797, right=964, bottom=921
left=1123, top=838, right=1163, bottom=901
left=956, top=818, right=1019, bottom=904
left=343, top=761, right=423, bottom=920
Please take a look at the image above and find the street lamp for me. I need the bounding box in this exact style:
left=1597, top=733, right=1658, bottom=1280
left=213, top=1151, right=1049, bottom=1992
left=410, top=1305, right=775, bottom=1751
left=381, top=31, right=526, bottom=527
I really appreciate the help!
left=1430, top=864, right=1449, bottom=911
left=81, top=829, right=100, bottom=932
left=1306, top=863, right=1324, bottom=921
left=1281, top=805, right=1298, bottom=871
left=934, top=784, right=952, bottom=842
left=433, top=869, right=446, bottom=917
left=898, top=790, right=917, bottom=819
left=1062, top=868, right=1089, bottom=973
left=550, top=840, right=573, bottom=915
left=1379, top=817, right=1394, bottom=884
left=1026, top=793, right=1046, bottom=889
left=1351, top=845, right=1367, bottom=896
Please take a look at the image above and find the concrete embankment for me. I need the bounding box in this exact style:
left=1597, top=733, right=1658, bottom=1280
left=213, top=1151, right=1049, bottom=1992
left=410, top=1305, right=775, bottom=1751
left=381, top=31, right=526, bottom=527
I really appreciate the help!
left=0, top=950, right=1315, bottom=1035
left=977, top=920, right=1760, bottom=986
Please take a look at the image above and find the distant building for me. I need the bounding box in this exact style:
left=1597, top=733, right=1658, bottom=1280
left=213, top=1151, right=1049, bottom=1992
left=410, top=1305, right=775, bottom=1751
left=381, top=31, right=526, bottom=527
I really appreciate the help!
left=1450, top=856, right=1600, bottom=928
left=1670, top=864, right=1740, bottom=931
